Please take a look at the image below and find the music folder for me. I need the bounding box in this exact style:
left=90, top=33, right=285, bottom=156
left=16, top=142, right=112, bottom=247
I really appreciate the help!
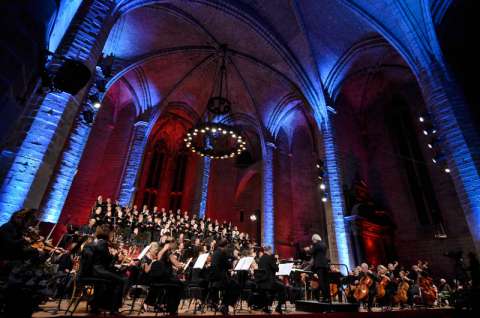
left=234, top=257, right=254, bottom=271
left=193, top=253, right=209, bottom=269
left=276, top=262, right=294, bottom=276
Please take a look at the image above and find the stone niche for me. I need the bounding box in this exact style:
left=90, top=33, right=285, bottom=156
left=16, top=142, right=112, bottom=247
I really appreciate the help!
left=345, top=212, right=396, bottom=267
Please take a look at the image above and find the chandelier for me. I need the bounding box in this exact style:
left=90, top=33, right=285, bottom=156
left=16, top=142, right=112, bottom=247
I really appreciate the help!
left=185, top=47, right=247, bottom=159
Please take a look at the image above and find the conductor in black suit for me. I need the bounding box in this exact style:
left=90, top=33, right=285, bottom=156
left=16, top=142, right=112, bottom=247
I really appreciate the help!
left=310, top=234, right=330, bottom=302
left=257, top=246, right=286, bottom=313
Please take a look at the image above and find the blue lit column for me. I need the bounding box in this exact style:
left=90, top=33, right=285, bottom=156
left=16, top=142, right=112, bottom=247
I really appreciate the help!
left=41, top=95, right=98, bottom=222
left=262, top=142, right=275, bottom=249
left=198, top=157, right=211, bottom=218
left=118, top=121, right=149, bottom=206
left=322, top=118, right=353, bottom=271
left=0, top=0, right=115, bottom=224
left=420, top=60, right=480, bottom=253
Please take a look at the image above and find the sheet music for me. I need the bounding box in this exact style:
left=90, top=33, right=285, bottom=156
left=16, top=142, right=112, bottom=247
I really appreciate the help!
left=137, top=244, right=152, bottom=260
left=276, top=262, right=294, bottom=276
left=234, top=257, right=254, bottom=271
left=193, top=253, right=209, bottom=269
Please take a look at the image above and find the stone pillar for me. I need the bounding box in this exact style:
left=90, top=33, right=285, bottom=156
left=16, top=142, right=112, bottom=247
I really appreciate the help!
left=419, top=60, right=480, bottom=253
left=0, top=0, right=115, bottom=224
left=262, top=142, right=275, bottom=249
left=322, top=118, right=353, bottom=271
left=118, top=121, right=149, bottom=206
left=198, top=157, right=211, bottom=218
left=41, top=88, right=99, bottom=223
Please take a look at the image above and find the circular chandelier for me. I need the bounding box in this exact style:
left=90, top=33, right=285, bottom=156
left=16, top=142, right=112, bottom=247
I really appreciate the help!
left=185, top=46, right=247, bottom=160
left=185, top=123, right=247, bottom=159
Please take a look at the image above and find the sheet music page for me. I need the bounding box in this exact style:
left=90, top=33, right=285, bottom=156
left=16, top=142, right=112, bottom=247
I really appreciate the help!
left=234, top=257, right=254, bottom=271
left=193, top=253, right=209, bottom=269
left=276, top=262, right=294, bottom=276
left=137, top=244, right=152, bottom=260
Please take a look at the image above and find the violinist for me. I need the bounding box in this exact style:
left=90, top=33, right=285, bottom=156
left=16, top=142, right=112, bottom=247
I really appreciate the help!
left=90, top=224, right=127, bottom=314
left=146, top=241, right=185, bottom=314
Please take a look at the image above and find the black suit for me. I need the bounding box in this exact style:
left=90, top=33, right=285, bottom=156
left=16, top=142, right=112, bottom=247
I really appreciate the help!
left=311, top=241, right=330, bottom=302
left=91, top=239, right=127, bottom=312
left=257, top=254, right=286, bottom=309
left=209, top=248, right=239, bottom=307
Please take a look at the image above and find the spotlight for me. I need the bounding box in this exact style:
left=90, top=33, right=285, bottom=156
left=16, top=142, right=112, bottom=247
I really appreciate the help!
left=419, top=116, right=425, bottom=122
left=444, top=168, right=451, bottom=173
left=249, top=214, right=257, bottom=222
left=423, top=130, right=429, bottom=136
left=321, top=196, right=328, bottom=203
left=93, top=101, right=101, bottom=109
left=432, top=158, right=437, bottom=164
left=320, top=183, right=326, bottom=190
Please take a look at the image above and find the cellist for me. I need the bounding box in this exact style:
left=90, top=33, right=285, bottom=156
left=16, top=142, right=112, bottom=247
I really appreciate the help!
left=355, top=263, right=377, bottom=311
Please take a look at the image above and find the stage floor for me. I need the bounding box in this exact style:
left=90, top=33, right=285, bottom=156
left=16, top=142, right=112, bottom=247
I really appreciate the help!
left=32, top=301, right=457, bottom=318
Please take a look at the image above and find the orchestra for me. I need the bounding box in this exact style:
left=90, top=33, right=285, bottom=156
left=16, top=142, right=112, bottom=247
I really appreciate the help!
left=0, top=199, right=478, bottom=317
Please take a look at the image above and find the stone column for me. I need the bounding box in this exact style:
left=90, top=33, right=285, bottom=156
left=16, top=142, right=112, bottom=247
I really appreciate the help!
left=262, top=142, right=275, bottom=249
left=198, top=157, right=211, bottom=218
left=0, top=0, right=115, bottom=224
left=322, top=118, right=353, bottom=271
left=117, top=121, right=149, bottom=206
left=41, top=88, right=99, bottom=223
left=419, top=60, right=480, bottom=253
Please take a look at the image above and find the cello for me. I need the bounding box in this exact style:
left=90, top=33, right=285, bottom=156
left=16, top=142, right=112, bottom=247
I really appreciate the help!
left=353, top=271, right=373, bottom=302
left=393, top=271, right=410, bottom=305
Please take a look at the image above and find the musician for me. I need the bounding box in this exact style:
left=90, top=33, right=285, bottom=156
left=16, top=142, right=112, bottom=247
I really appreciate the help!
left=0, top=208, right=39, bottom=262
left=209, top=239, right=240, bottom=315
left=358, top=263, right=377, bottom=311
left=146, top=241, right=185, bottom=314
left=90, top=225, right=127, bottom=314
left=310, top=234, right=330, bottom=302
left=80, top=218, right=97, bottom=235
left=257, top=245, right=286, bottom=313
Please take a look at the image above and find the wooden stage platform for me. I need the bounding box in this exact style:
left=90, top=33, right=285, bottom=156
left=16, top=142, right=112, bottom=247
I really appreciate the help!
left=32, top=301, right=461, bottom=318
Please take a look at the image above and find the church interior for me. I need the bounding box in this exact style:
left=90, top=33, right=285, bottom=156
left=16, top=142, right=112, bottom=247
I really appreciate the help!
left=0, top=0, right=478, bottom=317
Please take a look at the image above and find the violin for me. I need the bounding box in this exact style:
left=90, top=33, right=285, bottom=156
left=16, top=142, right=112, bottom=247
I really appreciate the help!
left=353, top=272, right=373, bottom=302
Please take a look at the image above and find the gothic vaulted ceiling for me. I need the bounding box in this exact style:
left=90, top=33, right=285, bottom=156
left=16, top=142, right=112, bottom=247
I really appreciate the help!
left=101, top=0, right=446, bottom=138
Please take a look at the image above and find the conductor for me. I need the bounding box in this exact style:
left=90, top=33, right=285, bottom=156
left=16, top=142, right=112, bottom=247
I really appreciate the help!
left=310, top=234, right=330, bottom=302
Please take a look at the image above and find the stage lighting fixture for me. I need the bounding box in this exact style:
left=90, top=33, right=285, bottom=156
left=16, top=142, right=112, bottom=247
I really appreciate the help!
left=320, top=183, right=326, bottom=190
left=321, top=196, right=328, bottom=203
left=249, top=214, right=257, bottom=222
left=53, top=59, right=91, bottom=95
left=444, top=168, right=451, bottom=173
left=93, top=100, right=101, bottom=109
left=82, top=110, right=94, bottom=125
